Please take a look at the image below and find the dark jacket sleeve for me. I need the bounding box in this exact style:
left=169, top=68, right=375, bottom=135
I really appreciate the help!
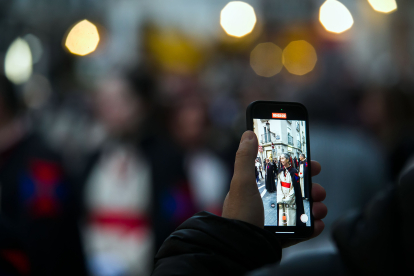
left=152, top=212, right=282, bottom=276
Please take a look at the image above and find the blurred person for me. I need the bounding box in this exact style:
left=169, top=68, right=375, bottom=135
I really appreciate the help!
left=82, top=69, right=229, bottom=275
left=152, top=131, right=411, bottom=275
left=164, top=94, right=229, bottom=219
left=358, top=84, right=414, bottom=181
left=255, top=158, right=263, bottom=179
left=276, top=153, right=305, bottom=227
left=265, top=158, right=276, bottom=193
left=273, top=157, right=278, bottom=177
left=293, top=156, right=299, bottom=168
left=81, top=73, right=155, bottom=276
left=0, top=75, right=87, bottom=275
left=278, top=156, right=283, bottom=171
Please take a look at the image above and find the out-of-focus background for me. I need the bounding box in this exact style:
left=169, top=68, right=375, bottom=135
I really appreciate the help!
left=0, top=0, right=413, bottom=275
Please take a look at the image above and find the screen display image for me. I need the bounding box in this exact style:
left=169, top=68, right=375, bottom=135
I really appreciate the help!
left=253, top=117, right=310, bottom=227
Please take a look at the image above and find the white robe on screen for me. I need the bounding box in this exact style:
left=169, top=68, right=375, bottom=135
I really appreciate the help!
left=277, top=168, right=296, bottom=226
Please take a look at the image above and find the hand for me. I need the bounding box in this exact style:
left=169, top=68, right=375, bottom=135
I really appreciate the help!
left=222, top=131, right=327, bottom=248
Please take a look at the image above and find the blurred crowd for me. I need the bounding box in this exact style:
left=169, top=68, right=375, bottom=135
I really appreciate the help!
left=1, top=0, right=414, bottom=275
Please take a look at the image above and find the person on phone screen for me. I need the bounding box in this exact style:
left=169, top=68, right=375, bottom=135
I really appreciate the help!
left=265, top=158, right=276, bottom=193
left=273, top=158, right=278, bottom=174
left=255, top=158, right=263, bottom=179
left=277, top=153, right=305, bottom=226
left=299, top=153, right=309, bottom=200
left=278, top=156, right=283, bottom=170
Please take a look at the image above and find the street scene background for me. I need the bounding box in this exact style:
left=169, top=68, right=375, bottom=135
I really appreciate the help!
left=1, top=0, right=412, bottom=273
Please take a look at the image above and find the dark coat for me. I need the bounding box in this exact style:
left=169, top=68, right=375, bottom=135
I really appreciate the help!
left=294, top=157, right=299, bottom=168
left=0, top=134, right=87, bottom=276
left=153, top=212, right=282, bottom=276
left=265, top=162, right=276, bottom=192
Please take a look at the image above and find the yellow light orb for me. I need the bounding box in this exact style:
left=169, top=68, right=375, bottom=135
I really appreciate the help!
left=368, top=0, right=397, bottom=13
left=65, top=20, right=100, bottom=56
left=282, top=40, right=317, bottom=76
left=250, top=43, right=283, bottom=77
left=220, top=1, right=257, bottom=38
left=4, top=38, right=33, bottom=84
left=319, top=0, right=354, bottom=34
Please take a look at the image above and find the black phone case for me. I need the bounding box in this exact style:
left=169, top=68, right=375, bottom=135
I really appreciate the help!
left=246, top=101, right=314, bottom=238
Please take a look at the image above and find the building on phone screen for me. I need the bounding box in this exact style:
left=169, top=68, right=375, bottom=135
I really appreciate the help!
left=253, top=119, right=306, bottom=162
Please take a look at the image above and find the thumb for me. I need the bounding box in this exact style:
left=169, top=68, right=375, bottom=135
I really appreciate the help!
left=223, top=131, right=263, bottom=227
left=230, top=131, right=258, bottom=194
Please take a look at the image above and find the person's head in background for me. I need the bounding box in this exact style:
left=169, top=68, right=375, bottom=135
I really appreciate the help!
left=0, top=75, right=20, bottom=129
left=93, top=68, right=155, bottom=140
left=168, top=95, right=208, bottom=150
left=300, top=153, right=306, bottom=161
left=358, top=83, right=414, bottom=179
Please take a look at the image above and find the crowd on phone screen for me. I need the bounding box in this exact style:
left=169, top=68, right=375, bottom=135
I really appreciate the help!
left=254, top=153, right=309, bottom=227
left=255, top=154, right=308, bottom=195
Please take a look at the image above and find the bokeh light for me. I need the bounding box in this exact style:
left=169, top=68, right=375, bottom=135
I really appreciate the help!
left=65, top=19, right=100, bottom=56
left=368, top=0, right=397, bottom=13
left=250, top=42, right=283, bottom=77
left=4, top=38, right=33, bottom=84
left=282, top=40, right=317, bottom=76
left=220, top=1, right=257, bottom=38
left=147, top=29, right=204, bottom=74
left=319, top=0, right=354, bottom=34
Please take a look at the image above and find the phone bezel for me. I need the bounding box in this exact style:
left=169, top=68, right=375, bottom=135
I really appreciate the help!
left=246, top=100, right=313, bottom=238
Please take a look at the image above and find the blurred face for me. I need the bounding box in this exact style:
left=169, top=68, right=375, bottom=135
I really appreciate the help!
left=280, top=155, right=290, bottom=167
left=300, top=155, right=305, bottom=161
left=266, top=158, right=269, bottom=163
left=95, top=78, right=144, bottom=136
left=170, top=99, right=206, bottom=149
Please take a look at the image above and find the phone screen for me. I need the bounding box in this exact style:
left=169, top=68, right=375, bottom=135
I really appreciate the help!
left=247, top=101, right=312, bottom=237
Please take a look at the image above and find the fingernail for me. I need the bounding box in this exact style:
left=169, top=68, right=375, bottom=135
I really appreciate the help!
left=241, top=131, right=255, bottom=143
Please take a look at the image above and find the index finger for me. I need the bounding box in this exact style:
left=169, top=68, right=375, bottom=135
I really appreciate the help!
left=311, top=161, right=321, bottom=177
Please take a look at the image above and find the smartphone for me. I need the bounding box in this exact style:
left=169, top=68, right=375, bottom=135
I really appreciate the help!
left=246, top=101, right=313, bottom=238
